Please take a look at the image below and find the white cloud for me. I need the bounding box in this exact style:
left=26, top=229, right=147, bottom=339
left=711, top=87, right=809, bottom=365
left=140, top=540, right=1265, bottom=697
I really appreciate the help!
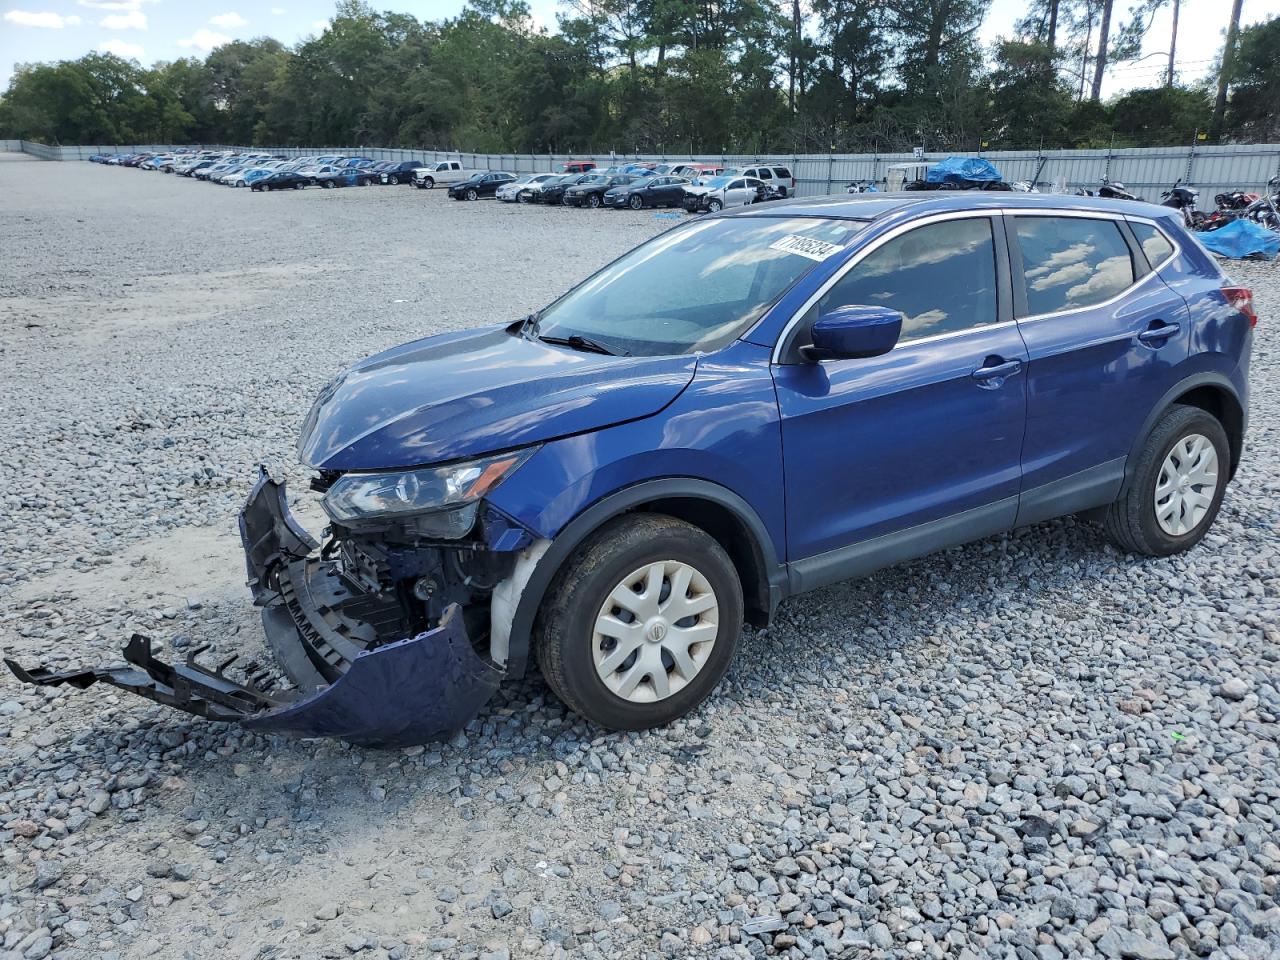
left=3, top=10, right=82, bottom=27
left=177, top=27, right=232, bottom=51
left=209, top=11, right=248, bottom=28
left=98, top=38, right=144, bottom=58
left=310, top=19, right=328, bottom=33
left=100, top=10, right=146, bottom=29
left=271, top=6, right=286, bottom=13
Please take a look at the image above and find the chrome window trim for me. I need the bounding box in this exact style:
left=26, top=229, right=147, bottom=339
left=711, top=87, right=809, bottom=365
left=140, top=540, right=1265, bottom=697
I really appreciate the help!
left=769, top=209, right=999, bottom=364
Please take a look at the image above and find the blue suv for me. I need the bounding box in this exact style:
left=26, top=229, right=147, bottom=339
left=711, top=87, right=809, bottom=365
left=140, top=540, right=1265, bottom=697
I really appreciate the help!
left=9, top=193, right=1254, bottom=745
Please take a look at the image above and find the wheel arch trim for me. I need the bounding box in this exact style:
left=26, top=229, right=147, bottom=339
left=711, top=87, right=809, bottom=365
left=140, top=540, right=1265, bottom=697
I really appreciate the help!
left=501, top=478, right=784, bottom=679
left=1128, top=371, right=1246, bottom=488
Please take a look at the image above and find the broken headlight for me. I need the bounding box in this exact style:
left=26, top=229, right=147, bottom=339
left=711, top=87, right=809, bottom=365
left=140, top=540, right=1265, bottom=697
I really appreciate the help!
left=321, top=448, right=536, bottom=537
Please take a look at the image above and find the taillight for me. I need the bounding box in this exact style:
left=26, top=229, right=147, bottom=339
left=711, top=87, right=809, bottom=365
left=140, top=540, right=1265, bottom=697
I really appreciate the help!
left=1223, top=286, right=1258, bottom=327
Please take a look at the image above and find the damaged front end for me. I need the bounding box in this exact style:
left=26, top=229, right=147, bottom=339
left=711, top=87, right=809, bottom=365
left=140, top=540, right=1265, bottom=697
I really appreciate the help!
left=6, top=467, right=541, bottom=747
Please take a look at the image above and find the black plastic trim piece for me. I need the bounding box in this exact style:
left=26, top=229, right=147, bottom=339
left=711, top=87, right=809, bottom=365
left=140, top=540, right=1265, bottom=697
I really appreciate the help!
left=1126, top=371, right=1246, bottom=485
left=504, top=478, right=785, bottom=678
left=1014, top=458, right=1126, bottom=528
left=787, top=496, right=1019, bottom=595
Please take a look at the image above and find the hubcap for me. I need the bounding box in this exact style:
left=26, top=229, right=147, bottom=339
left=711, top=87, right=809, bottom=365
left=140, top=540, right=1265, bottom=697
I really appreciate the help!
left=592, top=560, right=719, bottom=704
left=1155, top=433, right=1219, bottom=536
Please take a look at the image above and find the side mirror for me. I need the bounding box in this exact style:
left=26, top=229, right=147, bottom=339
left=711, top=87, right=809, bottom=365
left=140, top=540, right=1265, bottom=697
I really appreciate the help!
left=801, top=305, right=903, bottom=362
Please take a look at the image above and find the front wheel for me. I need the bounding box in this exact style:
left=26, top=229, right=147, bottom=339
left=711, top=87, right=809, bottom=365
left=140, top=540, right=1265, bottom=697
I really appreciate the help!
left=535, top=514, right=743, bottom=731
left=294, top=182, right=306, bottom=189
left=389, top=175, right=399, bottom=185
left=588, top=193, right=601, bottom=208
left=466, top=188, right=478, bottom=201
left=629, top=194, right=644, bottom=210
left=1104, top=405, right=1230, bottom=556
left=707, top=198, right=722, bottom=212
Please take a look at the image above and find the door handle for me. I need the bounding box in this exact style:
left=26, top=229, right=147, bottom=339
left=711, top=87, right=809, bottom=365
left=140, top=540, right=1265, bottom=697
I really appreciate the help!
left=1138, top=321, right=1181, bottom=346
left=972, top=358, right=1023, bottom=382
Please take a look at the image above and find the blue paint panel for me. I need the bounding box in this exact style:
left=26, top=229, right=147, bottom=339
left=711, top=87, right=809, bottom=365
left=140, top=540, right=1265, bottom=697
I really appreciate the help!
left=244, top=607, right=501, bottom=748
left=299, top=325, right=697, bottom=471
left=488, top=340, right=788, bottom=558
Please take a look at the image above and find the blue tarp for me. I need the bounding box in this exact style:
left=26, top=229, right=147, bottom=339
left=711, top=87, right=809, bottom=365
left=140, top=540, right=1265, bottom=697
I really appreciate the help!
left=1197, top=219, right=1280, bottom=260
left=926, top=157, right=1002, bottom=185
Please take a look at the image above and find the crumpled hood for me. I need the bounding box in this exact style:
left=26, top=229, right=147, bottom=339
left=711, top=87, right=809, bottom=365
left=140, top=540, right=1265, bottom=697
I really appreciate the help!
left=298, top=326, right=698, bottom=471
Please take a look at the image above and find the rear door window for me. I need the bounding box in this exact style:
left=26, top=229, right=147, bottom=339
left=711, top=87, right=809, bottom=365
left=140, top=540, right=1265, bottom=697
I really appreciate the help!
left=814, top=217, right=999, bottom=342
left=1014, top=216, right=1136, bottom=315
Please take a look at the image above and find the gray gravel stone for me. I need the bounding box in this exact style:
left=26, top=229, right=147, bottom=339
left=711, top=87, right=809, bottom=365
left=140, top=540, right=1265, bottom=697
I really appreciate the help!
left=0, top=156, right=1277, bottom=960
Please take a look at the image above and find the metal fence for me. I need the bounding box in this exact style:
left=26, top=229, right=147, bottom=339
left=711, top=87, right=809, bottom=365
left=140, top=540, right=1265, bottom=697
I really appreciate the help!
left=8, top=138, right=1280, bottom=200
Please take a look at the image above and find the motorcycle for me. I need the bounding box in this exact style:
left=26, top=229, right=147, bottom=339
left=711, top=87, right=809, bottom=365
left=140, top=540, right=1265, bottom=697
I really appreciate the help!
left=1078, top=177, right=1142, bottom=201
left=1244, top=178, right=1280, bottom=232
left=845, top=180, right=878, bottom=194
left=1097, top=178, right=1143, bottom=201
left=1160, top=179, right=1203, bottom=230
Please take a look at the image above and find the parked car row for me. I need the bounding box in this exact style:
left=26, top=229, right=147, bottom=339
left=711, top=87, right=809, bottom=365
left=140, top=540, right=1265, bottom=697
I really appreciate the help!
left=443, top=160, right=796, bottom=214
left=89, top=149, right=432, bottom=192
left=87, top=150, right=799, bottom=213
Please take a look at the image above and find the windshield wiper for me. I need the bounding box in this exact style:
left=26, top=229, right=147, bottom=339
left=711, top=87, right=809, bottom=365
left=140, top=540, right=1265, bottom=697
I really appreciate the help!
left=536, top=333, right=622, bottom=356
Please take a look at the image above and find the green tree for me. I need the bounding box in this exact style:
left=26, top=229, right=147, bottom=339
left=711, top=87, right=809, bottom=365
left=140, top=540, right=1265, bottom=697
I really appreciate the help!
left=1221, top=15, right=1280, bottom=142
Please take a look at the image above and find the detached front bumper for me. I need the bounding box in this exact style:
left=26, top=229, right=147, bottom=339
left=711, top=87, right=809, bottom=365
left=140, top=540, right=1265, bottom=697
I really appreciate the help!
left=5, top=470, right=504, bottom=747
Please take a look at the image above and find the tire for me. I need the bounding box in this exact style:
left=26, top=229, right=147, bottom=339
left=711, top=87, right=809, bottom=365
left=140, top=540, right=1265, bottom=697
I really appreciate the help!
left=1103, top=405, right=1230, bottom=557
left=518, top=191, right=532, bottom=203
left=466, top=188, right=478, bottom=201
left=707, top=199, right=722, bottom=212
left=629, top=194, right=644, bottom=210
left=535, top=514, right=743, bottom=731
left=322, top=180, right=334, bottom=189
left=294, top=182, right=305, bottom=190
left=588, top=193, right=601, bottom=208
left=561, top=195, right=572, bottom=206
left=389, top=174, right=399, bottom=185
left=423, top=177, right=435, bottom=189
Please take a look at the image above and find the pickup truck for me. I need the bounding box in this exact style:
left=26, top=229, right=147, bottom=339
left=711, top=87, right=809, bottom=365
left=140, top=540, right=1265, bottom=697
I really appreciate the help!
left=411, top=160, right=479, bottom=189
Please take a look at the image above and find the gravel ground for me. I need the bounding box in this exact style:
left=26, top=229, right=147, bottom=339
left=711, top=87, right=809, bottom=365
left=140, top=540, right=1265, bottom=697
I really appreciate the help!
left=0, top=152, right=1278, bottom=960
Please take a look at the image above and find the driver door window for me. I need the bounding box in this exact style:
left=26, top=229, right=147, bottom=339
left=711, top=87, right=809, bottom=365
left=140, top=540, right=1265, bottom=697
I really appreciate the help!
left=812, top=217, right=999, bottom=342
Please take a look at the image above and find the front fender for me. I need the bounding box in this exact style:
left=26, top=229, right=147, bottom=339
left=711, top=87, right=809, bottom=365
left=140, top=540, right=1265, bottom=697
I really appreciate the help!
left=485, top=340, right=786, bottom=677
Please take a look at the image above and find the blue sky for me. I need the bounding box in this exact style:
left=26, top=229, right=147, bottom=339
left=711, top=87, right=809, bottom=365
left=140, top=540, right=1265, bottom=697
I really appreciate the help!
left=3, top=0, right=1278, bottom=96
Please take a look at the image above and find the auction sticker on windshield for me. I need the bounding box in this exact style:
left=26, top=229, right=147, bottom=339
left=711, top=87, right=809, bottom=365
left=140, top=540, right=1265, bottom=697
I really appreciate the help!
left=769, top=234, right=844, bottom=261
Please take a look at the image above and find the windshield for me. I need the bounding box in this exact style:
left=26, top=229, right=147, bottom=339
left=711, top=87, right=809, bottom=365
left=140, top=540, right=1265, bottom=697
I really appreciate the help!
left=532, top=216, right=864, bottom=357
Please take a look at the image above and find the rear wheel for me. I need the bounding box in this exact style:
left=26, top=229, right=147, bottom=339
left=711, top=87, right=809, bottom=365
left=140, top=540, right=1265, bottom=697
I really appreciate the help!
left=294, top=182, right=305, bottom=190
left=1104, top=405, right=1230, bottom=556
left=535, top=514, right=743, bottom=731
